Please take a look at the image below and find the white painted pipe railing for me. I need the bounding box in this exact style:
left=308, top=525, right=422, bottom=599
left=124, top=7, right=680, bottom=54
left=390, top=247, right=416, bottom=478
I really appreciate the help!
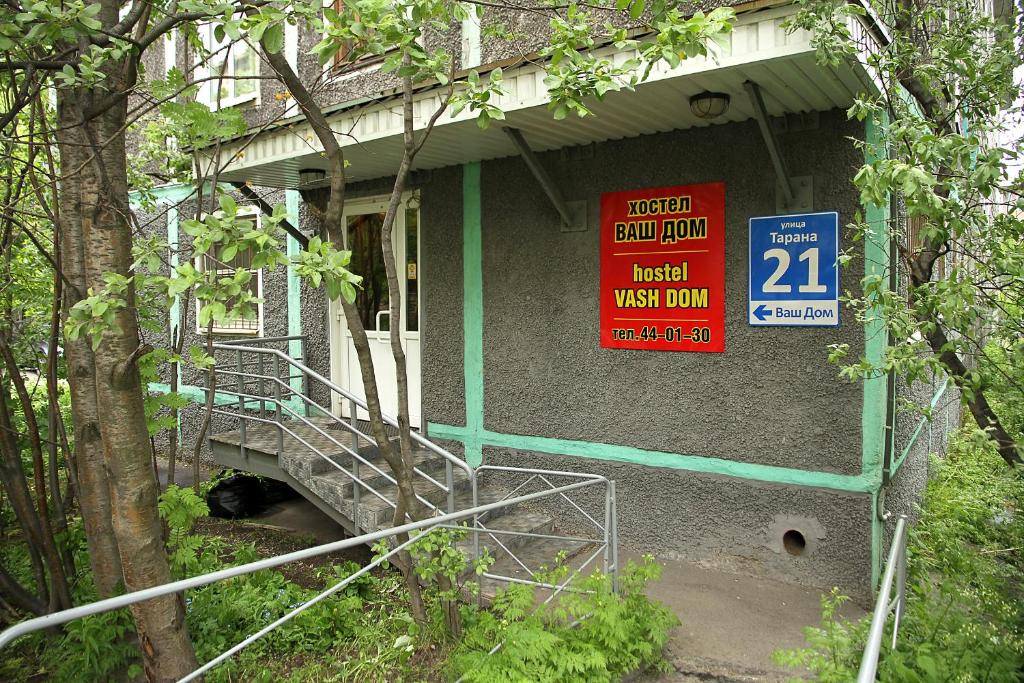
left=857, top=514, right=909, bottom=682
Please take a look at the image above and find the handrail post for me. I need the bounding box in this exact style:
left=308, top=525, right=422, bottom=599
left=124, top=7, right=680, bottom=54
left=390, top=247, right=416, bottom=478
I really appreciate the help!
left=258, top=349, right=266, bottom=420
left=301, top=336, right=311, bottom=418
left=350, top=398, right=360, bottom=530
left=471, top=470, right=480, bottom=607
left=857, top=514, right=908, bottom=683
left=235, top=349, right=246, bottom=457
left=892, top=527, right=908, bottom=648
left=273, top=354, right=283, bottom=454
left=610, top=480, right=619, bottom=590
left=446, top=460, right=455, bottom=514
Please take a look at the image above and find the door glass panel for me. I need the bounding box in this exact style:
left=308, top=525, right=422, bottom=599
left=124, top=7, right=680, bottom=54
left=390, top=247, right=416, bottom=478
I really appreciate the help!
left=406, top=207, right=418, bottom=332
left=347, top=212, right=389, bottom=331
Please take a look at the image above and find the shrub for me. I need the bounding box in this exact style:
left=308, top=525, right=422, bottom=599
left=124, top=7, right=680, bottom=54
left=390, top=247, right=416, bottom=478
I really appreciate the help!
left=774, top=430, right=1024, bottom=681
left=450, top=555, right=678, bottom=682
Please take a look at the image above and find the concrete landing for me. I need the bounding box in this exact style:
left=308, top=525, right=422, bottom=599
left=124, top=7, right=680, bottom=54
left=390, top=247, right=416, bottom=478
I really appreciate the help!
left=629, top=549, right=865, bottom=681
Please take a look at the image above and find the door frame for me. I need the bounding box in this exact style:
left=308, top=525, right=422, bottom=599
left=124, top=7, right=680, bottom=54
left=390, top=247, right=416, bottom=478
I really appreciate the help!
left=327, top=192, right=422, bottom=424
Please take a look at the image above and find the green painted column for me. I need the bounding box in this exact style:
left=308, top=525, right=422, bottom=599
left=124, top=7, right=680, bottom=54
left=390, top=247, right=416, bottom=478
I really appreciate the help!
left=462, top=162, right=485, bottom=467
left=286, top=190, right=303, bottom=395
left=863, top=113, right=892, bottom=588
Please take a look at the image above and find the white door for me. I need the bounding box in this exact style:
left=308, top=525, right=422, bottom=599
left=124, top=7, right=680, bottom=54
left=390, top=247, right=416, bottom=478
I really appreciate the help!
left=329, top=195, right=422, bottom=427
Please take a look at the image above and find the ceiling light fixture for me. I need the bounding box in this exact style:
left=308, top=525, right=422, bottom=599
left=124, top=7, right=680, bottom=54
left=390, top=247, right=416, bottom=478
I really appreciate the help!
left=689, top=91, right=730, bottom=120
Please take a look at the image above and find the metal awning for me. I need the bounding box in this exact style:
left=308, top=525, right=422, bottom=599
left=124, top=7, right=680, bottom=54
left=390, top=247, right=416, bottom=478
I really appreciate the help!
left=207, top=3, right=883, bottom=189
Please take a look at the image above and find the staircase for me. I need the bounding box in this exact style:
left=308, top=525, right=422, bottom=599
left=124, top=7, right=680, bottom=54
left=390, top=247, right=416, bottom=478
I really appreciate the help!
left=205, top=337, right=614, bottom=594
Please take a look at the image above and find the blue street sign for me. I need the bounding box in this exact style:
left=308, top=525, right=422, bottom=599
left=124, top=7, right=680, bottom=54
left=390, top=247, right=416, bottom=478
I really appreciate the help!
left=748, top=212, right=839, bottom=327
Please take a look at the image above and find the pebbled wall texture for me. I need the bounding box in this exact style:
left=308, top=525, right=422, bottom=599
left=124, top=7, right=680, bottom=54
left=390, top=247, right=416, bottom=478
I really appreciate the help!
left=132, top=106, right=964, bottom=600
left=422, top=109, right=886, bottom=599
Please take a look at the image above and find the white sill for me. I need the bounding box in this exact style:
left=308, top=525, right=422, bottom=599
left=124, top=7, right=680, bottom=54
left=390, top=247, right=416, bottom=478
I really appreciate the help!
left=324, top=57, right=385, bottom=84
left=199, top=327, right=262, bottom=336
left=200, top=92, right=258, bottom=111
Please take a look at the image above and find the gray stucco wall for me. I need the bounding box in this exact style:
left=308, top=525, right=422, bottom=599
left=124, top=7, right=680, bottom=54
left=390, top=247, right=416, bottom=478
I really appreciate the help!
left=475, top=109, right=865, bottom=474
left=135, top=186, right=315, bottom=463
left=415, top=109, right=878, bottom=597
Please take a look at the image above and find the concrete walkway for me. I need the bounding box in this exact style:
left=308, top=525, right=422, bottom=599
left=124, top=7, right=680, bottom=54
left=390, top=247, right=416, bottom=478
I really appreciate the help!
left=161, top=461, right=863, bottom=680
left=630, top=548, right=864, bottom=681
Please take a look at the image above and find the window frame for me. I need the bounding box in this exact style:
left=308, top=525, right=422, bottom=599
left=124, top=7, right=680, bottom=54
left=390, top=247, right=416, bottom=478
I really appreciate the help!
left=194, top=206, right=265, bottom=337
left=322, top=0, right=405, bottom=82
left=197, top=23, right=260, bottom=110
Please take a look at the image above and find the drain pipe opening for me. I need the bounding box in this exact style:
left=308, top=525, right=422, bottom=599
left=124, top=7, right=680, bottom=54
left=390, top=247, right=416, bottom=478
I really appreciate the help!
left=783, top=529, right=807, bottom=556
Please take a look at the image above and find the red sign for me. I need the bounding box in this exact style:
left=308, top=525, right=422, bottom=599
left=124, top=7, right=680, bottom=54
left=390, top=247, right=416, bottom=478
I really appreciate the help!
left=600, top=182, right=725, bottom=352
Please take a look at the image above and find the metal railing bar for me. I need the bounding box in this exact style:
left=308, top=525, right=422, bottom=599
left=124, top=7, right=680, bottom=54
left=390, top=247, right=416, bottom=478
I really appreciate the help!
left=218, top=335, right=308, bottom=345
left=477, top=465, right=608, bottom=482
left=0, top=477, right=603, bottom=650
left=434, top=525, right=603, bottom=546
left=487, top=473, right=540, bottom=504
left=213, top=401, right=446, bottom=515
left=216, top=378, right=454, bottom=501
left=476, top=572, right=594, bottom=594
left=538, top=474, right=604, bottom=533
left=539, top=544, right=607, bottom=607
left=210, top=344, right=472, bottom=475
left=856, top=514, right=909, bottom=683
left=211, top=389, right=457, bottom=513
left=178, top=533, right=421, bottom=683
left=213, top=371, right=454, bottom=499
left=210, top=409, right=398, bottom=511
left=479, top=529, right=535, bottom=576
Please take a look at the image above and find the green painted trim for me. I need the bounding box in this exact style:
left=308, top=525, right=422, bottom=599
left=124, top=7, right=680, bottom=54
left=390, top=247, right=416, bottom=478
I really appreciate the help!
left=890, top=378, right=950, bottom=475
left=863, top=113, right=892, bottom=588
left=870, top=489, right=882, bottom=586
left=461, top=162, right=484, bottom=467
left=166, top=206, right=183, bottom=440
left=286, top=190, right=303, bottom=396
left=428, top=422, right=876, bottom=493
left=128, top=181, right=232, bottom=209
left=148, top=382, right=327, bottom=418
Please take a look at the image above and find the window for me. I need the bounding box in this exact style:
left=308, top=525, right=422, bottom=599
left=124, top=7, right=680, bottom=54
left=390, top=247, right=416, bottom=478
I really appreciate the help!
left=199, top=23, right=258, bottom=108
left=332, top=0, right=356, bottom=68
left=196, top=209, right=263, bottom=335
left=325, top=0, right=401, bottom=77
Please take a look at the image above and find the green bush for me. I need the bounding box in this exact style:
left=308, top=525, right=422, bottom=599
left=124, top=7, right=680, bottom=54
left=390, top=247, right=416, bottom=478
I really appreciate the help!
left=774, top=429, right=1024, bottom=681
left=450, top=556, right=678, bottom=682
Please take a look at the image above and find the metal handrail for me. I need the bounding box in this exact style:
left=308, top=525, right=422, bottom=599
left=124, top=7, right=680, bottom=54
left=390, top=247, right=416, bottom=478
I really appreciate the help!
left=212, top=371, right=451, bottom=494
left=210, top=387, right=448, bottom=516
left=210, top=342, right=472, bottom=475
left=857, top=514, right=909, bottom=682
left=0, top=475, right=614, bottom=683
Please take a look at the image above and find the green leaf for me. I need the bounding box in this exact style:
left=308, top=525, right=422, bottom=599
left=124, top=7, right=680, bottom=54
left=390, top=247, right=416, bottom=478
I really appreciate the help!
left=262, top=22, right=285, bottom=55
left=218, top=194, right=237, bottom=216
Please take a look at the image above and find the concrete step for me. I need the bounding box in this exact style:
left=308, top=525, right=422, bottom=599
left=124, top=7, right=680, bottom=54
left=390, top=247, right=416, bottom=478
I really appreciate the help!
left=308, top=464, right=473, bottom=532
left=455, top=508, right=555, bottom=563
left=283, top=440, right=436, bottom=482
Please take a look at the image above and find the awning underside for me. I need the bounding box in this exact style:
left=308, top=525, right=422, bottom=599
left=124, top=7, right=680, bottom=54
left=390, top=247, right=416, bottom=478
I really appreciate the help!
left=209, top=6, right=880, bottom=189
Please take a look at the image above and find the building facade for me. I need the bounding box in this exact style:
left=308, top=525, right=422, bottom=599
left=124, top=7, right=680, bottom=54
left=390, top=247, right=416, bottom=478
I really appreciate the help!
left=135, top=0, right=961, bottom=601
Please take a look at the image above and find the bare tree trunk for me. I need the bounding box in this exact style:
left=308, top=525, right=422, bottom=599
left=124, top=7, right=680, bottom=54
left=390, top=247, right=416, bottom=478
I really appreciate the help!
left=0, top=382, right=50, bottom=607
left=191, top=320, right=216, bottom=494
left=261, top=45, right=430, bottom=624
left=0, top=561, right=46, bottom=616
left=380, top=66, right=461, bottom=636
left=46, top=267, right=76, bottom=580
left=0, top=336, right=73, bottom=611
left=910, top=249, right=1022, bottom=466
left=55, top=115, right=125, bottom=600
left=166, top=289, right=192, bottom=491
left=57, top=81, right=199, bottom=681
